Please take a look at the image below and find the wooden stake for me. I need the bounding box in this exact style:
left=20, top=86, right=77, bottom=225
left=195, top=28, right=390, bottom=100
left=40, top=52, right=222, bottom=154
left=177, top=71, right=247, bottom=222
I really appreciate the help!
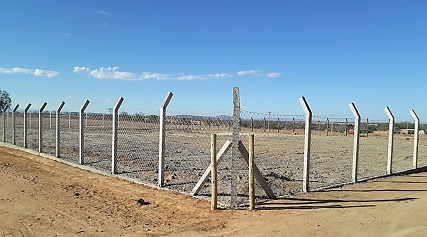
left=249, top=134, right=255, bottom=210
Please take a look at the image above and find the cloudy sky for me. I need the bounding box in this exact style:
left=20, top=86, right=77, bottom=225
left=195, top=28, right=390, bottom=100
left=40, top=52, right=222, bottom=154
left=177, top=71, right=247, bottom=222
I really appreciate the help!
left=1, top=1, right=426, bottom=121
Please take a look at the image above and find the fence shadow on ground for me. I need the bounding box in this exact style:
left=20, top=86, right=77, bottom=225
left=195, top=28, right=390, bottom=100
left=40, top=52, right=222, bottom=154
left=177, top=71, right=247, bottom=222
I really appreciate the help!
left=255, top=196, right=418, bottom=211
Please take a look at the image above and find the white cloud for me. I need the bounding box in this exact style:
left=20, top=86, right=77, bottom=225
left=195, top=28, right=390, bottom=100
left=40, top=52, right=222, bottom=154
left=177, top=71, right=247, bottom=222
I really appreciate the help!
left=96, top=10, right=108, bottom=15
left=63, top=33, right=71, bottom=37
left=73, top=66, right=169, bottom=80
left=0, top=67, right=59, bottom=78
left=237, top=70, right=261, bottom=76
left=73, top=66, right=279, bottom=81
left=267, top=72, right=282, bottom=78
left=177, top=73, right=231, bottom=80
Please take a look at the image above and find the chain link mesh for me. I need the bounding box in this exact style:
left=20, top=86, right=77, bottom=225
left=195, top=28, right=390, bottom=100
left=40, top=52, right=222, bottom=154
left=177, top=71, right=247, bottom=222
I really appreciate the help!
left=238, top=110, right=306, bottom=204
left=58, top=113, right=80, bottom=162
left=116, top=114, right=160, bottom=183
left=309, top=116, right=354, bottom=190
left=84, top=113, right=113, bottom=171
left=2, top=103, right=427, bottom=208
left=163, top=114, right=233, bottom=200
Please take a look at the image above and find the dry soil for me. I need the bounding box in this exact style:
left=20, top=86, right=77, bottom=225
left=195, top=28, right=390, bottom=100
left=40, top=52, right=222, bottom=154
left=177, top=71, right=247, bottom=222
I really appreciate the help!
left=1, top=146, right=427, bottom=237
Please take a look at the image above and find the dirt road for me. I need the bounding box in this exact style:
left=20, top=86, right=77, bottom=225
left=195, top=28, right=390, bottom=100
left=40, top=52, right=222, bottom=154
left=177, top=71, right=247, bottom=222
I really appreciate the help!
left=1, top=146, right=427, bottom=236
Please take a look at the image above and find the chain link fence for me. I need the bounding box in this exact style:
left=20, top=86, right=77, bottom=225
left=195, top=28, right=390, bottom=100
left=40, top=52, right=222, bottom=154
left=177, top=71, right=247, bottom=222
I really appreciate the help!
left=1, top=94, right=427, bottom=208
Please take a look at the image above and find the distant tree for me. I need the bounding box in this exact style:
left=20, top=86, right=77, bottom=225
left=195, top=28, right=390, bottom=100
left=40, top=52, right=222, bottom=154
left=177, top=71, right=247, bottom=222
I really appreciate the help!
left=378, top=123, right=389, bottom=131
left=0, top=90, right=11, bottom=112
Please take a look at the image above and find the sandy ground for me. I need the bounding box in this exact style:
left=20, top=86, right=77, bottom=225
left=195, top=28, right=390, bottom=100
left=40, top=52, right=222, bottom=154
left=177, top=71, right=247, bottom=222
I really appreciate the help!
left=1, top=146, right=427, bottom=237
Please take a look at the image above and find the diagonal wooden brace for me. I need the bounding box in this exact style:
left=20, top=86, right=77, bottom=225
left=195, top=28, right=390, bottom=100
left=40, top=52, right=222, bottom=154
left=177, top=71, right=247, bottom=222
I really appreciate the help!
left=191, top=140, right=232, bottom=196
left=238, top=141, right=276, bottom=199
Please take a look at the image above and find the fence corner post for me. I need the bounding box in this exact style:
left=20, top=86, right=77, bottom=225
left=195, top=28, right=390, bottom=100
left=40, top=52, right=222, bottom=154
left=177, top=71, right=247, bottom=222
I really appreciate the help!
left=79, top=100, right=90, bottom=165
left=410, top=109, right=420, bottom=169
left=38, top=102, right=47, bottom=153
left=384, top=106, right=394, bottom=175
left=112, top=97, right=124, bottom=174
left=158, top=92, right=173, bottom=187
left=299, top=96, right=312, bottom=193
left=349, top=103, right=360, bottom=183
left=56, top=101, right=65, bottom=158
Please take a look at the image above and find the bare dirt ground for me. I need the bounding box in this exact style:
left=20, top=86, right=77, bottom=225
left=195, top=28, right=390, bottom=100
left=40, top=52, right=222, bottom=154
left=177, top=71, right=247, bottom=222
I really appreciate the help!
left=1, top=146, right=427, bottom=237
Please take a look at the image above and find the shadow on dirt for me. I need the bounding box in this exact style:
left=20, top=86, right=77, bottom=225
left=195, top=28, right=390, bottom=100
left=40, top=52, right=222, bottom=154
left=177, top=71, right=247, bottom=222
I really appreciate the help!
left=256, top=196, right=417, bottom=210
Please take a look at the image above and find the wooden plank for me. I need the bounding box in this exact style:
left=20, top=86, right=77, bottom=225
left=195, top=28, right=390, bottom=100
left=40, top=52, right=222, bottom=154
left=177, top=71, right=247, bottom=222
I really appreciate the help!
left=238, top=141, right=276, bottom=199
left=191, top=140, right=232, bottom=196
left=248, top=134, right=255, bottom=210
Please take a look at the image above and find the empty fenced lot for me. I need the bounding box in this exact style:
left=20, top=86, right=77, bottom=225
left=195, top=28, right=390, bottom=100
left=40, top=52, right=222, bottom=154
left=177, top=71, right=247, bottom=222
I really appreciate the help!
left=2, top=105, right=426, bottom=206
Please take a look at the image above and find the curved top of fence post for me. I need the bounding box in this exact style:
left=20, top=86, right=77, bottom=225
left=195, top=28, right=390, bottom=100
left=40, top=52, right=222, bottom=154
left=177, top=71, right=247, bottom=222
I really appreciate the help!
left=39, top=102, right=47, bottom=112
left=24, top=103, right=31, bottom=112
left=349, top=103, right=360, bottom=120
left=160, top=92, right=173, bottom=109
left=384, top=106, right=394, bottom=121
left=57, top=101, right=65, bottom=113
left=13, top=104, right=19, bottom=112
left=80, top=100, right=90, bottom=113
left=114, top=97, right=124, bottom=112
left=410, top=109, right=419, bottom=122
left=299, top=96, right=312, bottom=117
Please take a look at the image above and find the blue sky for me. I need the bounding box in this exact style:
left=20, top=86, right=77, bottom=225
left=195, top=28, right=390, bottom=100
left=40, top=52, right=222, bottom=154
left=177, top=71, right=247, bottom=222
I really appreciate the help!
left=1, top=1, right=426, bottom=121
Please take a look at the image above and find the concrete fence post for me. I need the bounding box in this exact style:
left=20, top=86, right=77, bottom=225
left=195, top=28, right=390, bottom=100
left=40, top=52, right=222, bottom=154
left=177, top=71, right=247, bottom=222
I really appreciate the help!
left=23, top=103, right=31, bottom=148
left=345, top=118, right=348, bottom=136
left=158, top=92, right=173, bottom=187
left=326, top=118, right=330, bottom=136
left=299, top=96, right=312, bottom=193
left=263, top=118, right=266, bottom=132
left=231, top=87, right=240, bottom=207
left=384, top=106, right=394, bottom=175
left=56, top=101, right=65, bottom=158
left=49, top=112, right=52, bottom=130
left=292, top=117, right=295, bottom=134
left=79, top=100, right=90, bottom=165
left=410, top=109, right=420, bottom=169
left=38, top=102, right=47, bottom=153
left=12, top=104, right=19, bottom=145
left=2, top=106, right=9, bottom=142
left=112, top=97, right=124, bottom=174
left=211, top=134, right=217, bottom=211
left=349, top=103, right=361, bottom=183
left=366, top=118, right=369, bottom=138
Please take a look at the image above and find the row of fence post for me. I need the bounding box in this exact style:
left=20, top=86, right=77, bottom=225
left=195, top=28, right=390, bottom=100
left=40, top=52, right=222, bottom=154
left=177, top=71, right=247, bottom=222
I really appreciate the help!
left=1, top=88, right=424, bottom=209
left=299, top=96, right=421, bottom=192
left=1, top=92, right=176, bottom=189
